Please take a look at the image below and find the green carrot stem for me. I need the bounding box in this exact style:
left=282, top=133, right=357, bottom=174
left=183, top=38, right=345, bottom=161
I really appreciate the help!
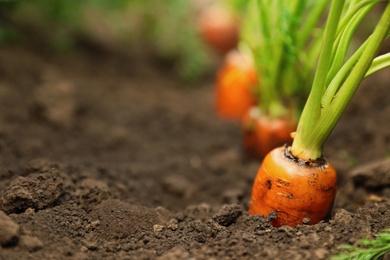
left=256, top=0, right=302, bottom=116
left=291, top=0, right=345, bottom=160
left=326, top=3, right=375, bottom=85
left=322, top=39, right=368, bottom=108
left=312, top=5, right=390, bottom=149
left=291, top=1, right=390, bottom=161
left=296, top=0, right=328, bottom=51
left=336, top=0, right=380, bottom=37
left=302, top=31, right=323, bottom=78
left=267, top=2, right=284, bottom=102
left=366, top=52, right=390, bottom=77
left=280, top=0, right=306, bottom=109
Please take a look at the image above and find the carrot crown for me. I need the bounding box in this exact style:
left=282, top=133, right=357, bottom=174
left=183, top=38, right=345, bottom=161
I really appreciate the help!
left=291, top=0, right=390, bottom=161
left=240, top=0, right=329, bottom=118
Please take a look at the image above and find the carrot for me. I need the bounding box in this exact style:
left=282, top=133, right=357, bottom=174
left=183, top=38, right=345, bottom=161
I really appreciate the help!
left=249, top=146, right=337, bottom=227
left=242, top=107, right=296, bottom=159
left=249, top=0, right=390, bottom=227
left=196, top=4, right=239, bottom=54
left=215, top=50, right=257, bottom=120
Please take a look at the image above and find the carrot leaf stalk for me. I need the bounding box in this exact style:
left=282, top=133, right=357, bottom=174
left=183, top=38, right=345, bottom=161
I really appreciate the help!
left=291, top=0, right=390, bottom=161
left=366, top=52, right=390, bottom=77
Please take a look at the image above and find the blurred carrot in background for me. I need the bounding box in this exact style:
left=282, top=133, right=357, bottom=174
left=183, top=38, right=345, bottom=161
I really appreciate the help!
left=215, top=50, right=257, bottom=120
left=196, top=3, right=239, bottom=55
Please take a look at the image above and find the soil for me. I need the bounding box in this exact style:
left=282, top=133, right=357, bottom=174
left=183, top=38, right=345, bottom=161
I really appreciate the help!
left=0, top=43, right=389, bottom=260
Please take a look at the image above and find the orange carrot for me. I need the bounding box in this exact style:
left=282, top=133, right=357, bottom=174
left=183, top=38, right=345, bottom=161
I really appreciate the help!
left=197, top=5, right=239, bottom=54
left=242, top=107, right=296, bottom=159
left=215, top=50, right=257, bottom=120
left=249, top=146, right=337, bottom=227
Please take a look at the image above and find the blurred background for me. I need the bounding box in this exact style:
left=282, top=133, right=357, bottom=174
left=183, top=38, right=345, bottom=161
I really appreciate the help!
left=0, top=0, right=243, bottom=82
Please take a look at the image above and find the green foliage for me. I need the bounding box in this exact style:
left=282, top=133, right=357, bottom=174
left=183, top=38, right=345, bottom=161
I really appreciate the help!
left=85, top=0, right=136, bottom=10
left=0, top=0, right=20, bottom=10
left=1, top=0, right=139, bottom=24
left=331, top=229, right=390, bottom=260
left=144, top=0, right=210, bottom=82
left=0, top=0, right=211, bottom=82
left=0, top=0, right=21, bottom=43
left=28, top=0, right=84, bottom=24
left=291, top=0, right=390, bottom=160
left=240, top=0, right=329, bottom=118
left=226, top=0, right=249, bottom=14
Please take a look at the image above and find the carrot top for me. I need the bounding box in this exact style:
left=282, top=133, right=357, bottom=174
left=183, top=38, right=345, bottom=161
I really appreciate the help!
left=239, top=0, right=329, bottom=119
left=291, top=0, right=390, bottom=161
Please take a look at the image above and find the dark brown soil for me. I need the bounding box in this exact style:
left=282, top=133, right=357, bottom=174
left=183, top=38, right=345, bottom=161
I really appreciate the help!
left=0, top=43, right=389, bottom=259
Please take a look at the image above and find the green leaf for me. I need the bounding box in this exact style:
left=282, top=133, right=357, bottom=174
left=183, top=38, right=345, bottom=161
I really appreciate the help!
left=366, top=53, right=390, bottom=77
left=331, top=229, right=390, bottom=260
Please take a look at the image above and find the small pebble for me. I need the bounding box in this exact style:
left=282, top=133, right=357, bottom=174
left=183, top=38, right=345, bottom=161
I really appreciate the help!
left=167, top=219, right=179, bottom=231
left=153, top=224, right=164, bottom=233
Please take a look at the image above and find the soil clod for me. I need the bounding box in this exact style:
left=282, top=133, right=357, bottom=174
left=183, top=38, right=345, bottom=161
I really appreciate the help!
left=212, top=204, right=243, bottom=226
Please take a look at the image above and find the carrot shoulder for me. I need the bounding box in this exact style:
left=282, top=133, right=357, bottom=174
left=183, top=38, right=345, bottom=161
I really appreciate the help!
left=249, top=146, right=337, bottom=227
